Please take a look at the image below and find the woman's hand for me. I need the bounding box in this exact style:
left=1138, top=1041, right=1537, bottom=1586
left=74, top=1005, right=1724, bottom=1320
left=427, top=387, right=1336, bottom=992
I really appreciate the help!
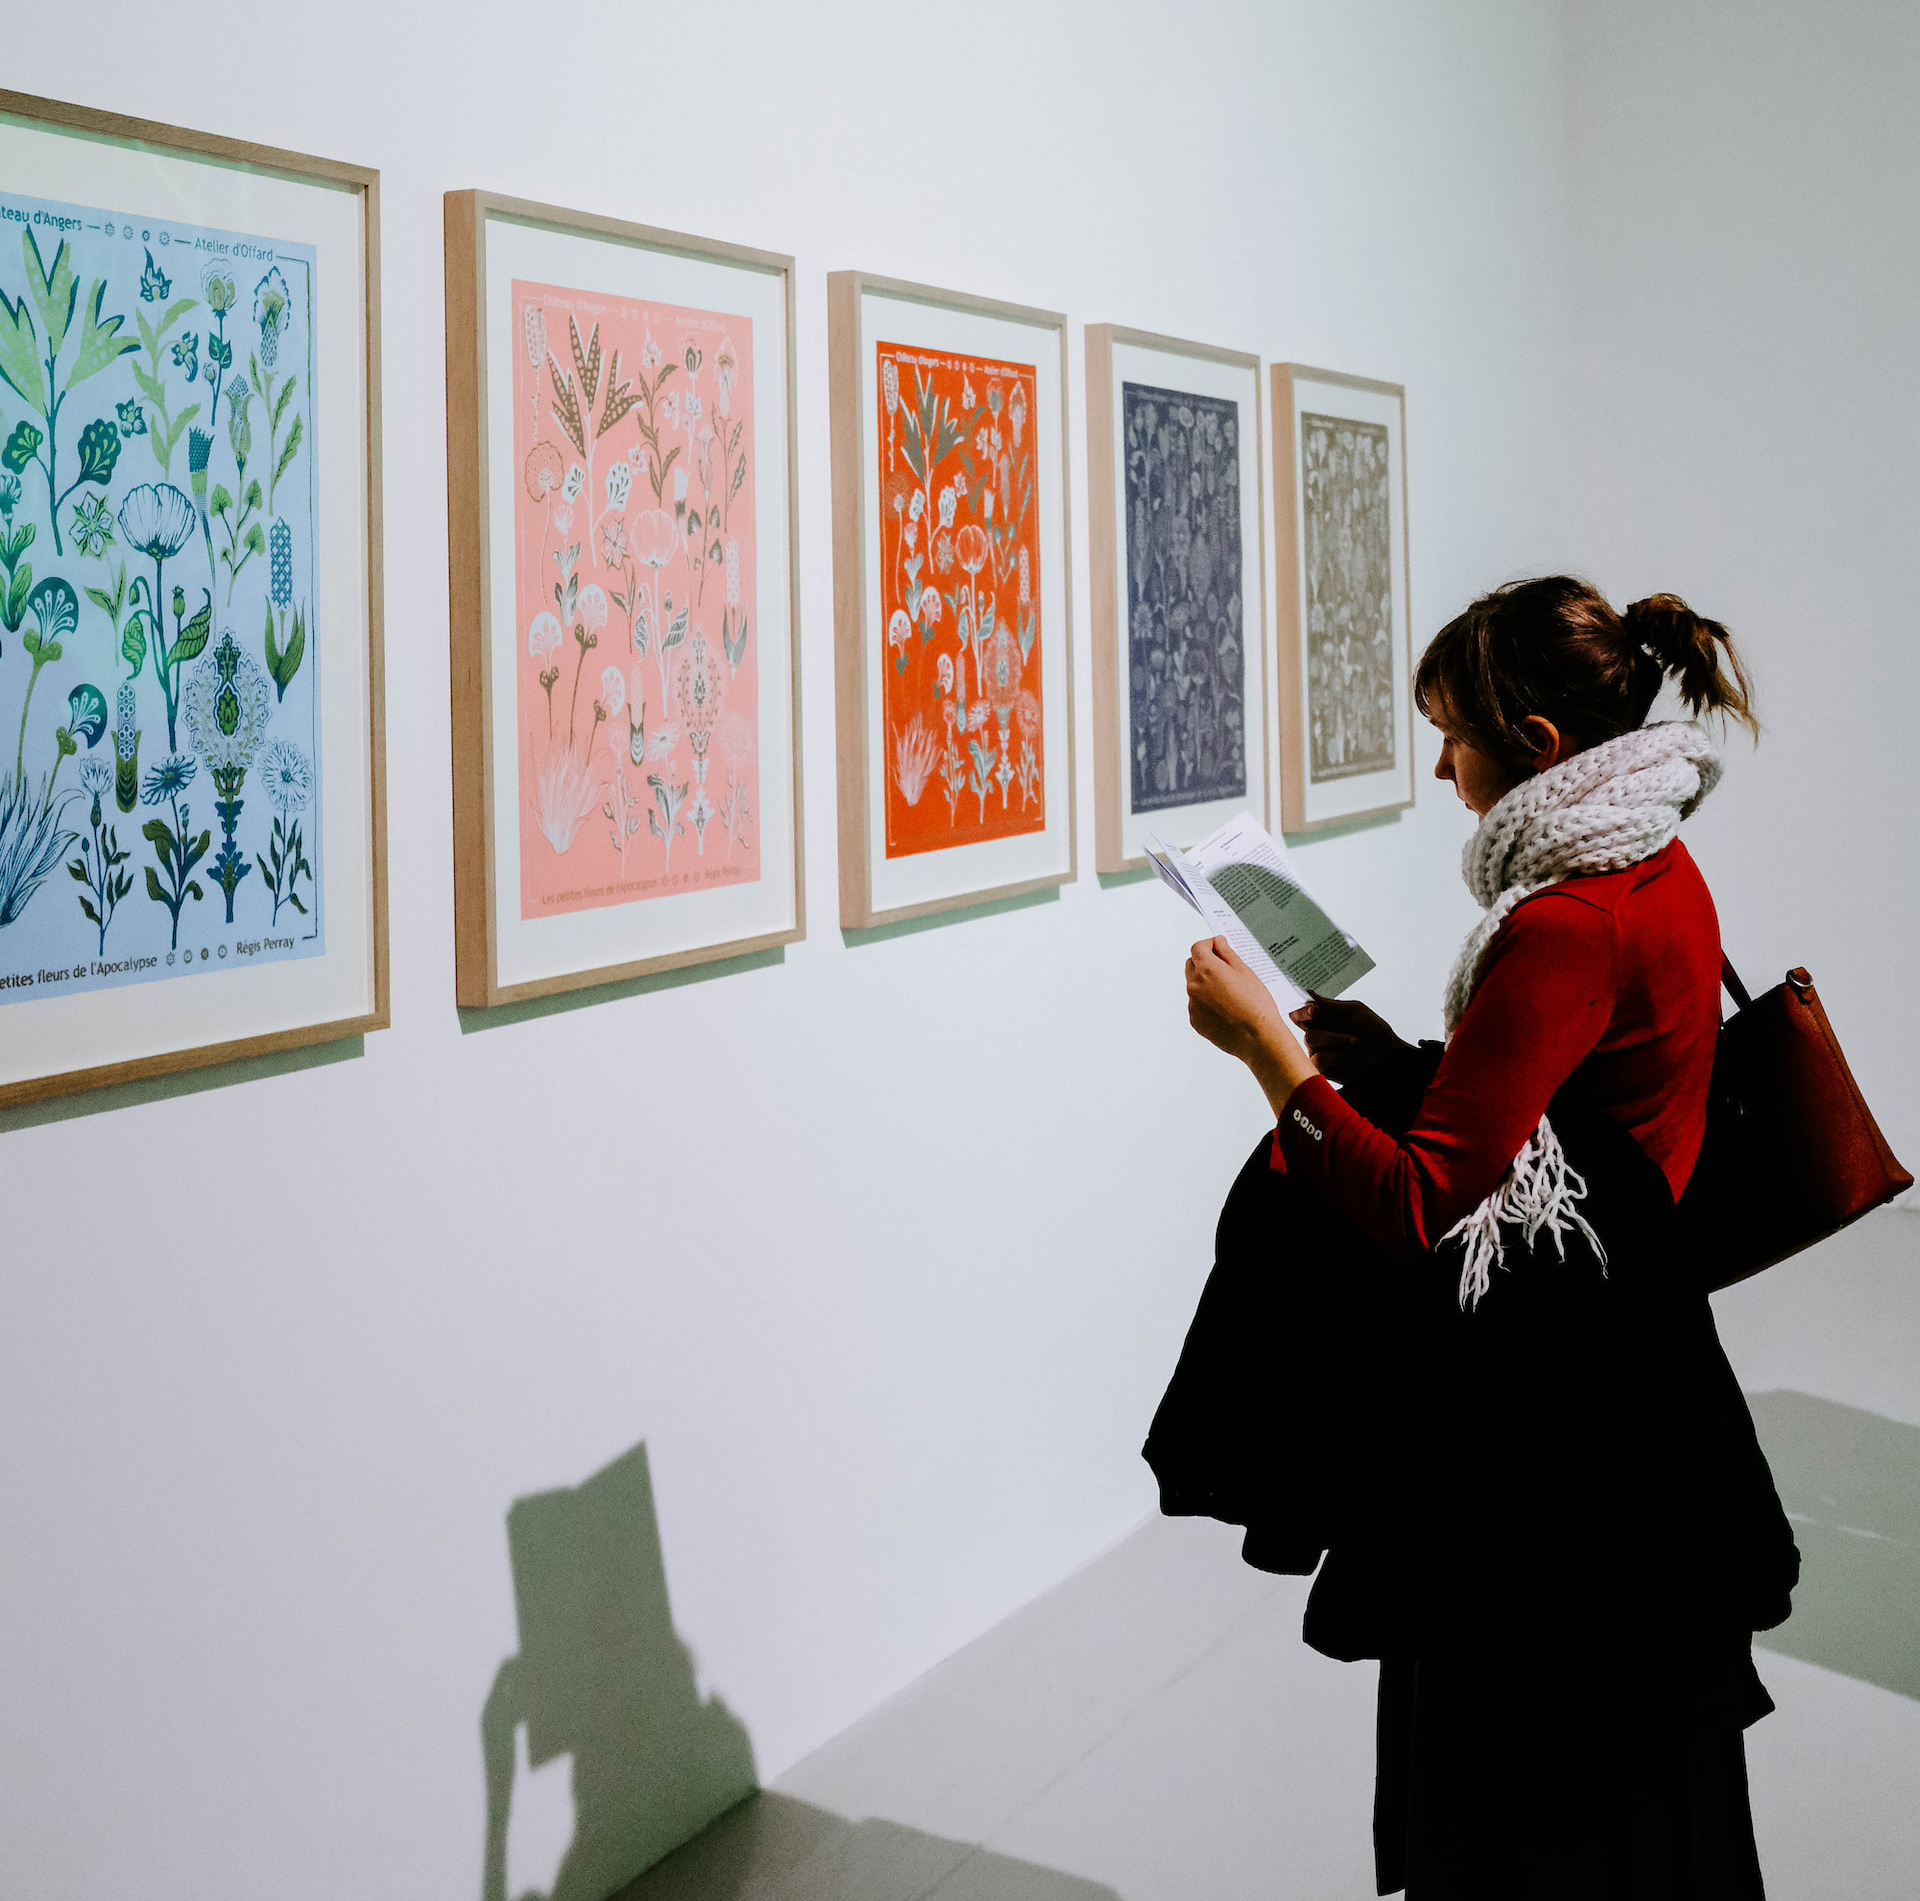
left=1285, top=997, right=1407, bottom=1085
left=1185, top=934, right=1281, bottom=1061
left=1185, top=937, right=1320, bottom=1115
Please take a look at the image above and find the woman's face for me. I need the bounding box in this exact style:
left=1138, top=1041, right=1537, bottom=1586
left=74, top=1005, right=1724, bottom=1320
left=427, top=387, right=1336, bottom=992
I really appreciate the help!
left=1432, top=721, right=1521, bottom=817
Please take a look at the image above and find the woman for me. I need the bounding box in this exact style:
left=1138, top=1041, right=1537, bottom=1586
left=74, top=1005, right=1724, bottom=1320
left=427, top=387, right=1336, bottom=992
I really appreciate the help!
left=1171, top=578, right=1799, bottom=1898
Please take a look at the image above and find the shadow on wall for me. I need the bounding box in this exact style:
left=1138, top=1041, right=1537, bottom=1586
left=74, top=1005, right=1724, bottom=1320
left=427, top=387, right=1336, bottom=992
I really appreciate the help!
left=1749, top=1390, right=1920, bottom=1703
left=611, top=1788, right=1123, bottom=1901
left=482, top=1443, right=758, bottom=1901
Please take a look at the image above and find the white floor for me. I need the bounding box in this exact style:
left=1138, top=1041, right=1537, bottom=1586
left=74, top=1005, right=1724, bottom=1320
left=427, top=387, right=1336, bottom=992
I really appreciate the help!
left=624, top=1505, right=1919, bottom=1901
left=626, top=1209, right=1920, bottom=1900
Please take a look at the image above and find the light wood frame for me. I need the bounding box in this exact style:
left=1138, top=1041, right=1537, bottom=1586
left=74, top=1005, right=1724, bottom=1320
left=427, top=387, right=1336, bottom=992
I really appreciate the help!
left=1270, top=363, right=1414, bottom=833
left=828, top=271, right=1076, bottom=930
left=0, top=88, right=388, bottom=1109
left=1086, top=324, right=1268, bottom=873
left=445, top=191, right=806, bottom=1007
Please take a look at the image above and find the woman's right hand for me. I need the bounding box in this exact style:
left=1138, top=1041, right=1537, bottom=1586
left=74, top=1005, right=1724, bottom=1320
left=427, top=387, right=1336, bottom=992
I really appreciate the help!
left=1286, top=997, right=1406, bottom=1085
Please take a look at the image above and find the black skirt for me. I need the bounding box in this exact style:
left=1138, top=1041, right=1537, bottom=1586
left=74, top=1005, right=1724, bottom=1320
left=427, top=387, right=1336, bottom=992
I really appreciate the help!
left=1374, top=1647, right=1771, bottom=1899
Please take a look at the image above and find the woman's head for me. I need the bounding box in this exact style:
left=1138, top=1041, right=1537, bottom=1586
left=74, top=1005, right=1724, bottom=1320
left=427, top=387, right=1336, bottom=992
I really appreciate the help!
left=1416, top=575, right=1756, bottom=814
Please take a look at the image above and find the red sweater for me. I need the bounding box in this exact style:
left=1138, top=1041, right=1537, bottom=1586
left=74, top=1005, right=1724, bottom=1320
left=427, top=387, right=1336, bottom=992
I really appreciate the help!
left=1274, top=839, right=1722, bottom=1257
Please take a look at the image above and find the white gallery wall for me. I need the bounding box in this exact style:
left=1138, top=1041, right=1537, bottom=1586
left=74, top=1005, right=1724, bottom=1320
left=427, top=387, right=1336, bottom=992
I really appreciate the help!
left=1, top=3, right=1912, bottom=1899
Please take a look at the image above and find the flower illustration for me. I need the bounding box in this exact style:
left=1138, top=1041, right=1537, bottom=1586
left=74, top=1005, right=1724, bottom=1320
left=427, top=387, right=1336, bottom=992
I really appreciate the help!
left=953, top=472, right=968, bottom=498
left=270, top=520, right=294, bottom=609
left=598, top=665, right=626, bottom=719
left=69, top=493, right=115, bottom=557
left=606, top=460, right=632, bottom=511
left=937, top=653, right=954, bottom=694
left=577, top=584, right=609, bottom=635
left=184, top=631, right=270, bottom=772
left=962, top=377, right=976, bottom=409
left=983, top=489, right=994, bottom=522
left=253, top=267, right=292, bottom=369
left=908, top=488, right=924, bottom=522
left=142, top=753, right=198, bottom=804
left=724, top=539, right=741, bottom=607
left=887, top=608, right=912, bottom=658
left=527, top=611, right=563, bottom=660
left=919, top=588, right=943, bottom=629
left=118, top=483, right=195, bottom=561
left=672, top=464, right=689, bottom=507
left=259, top=738, right=312, bottom=816
left=0, top=470, right=17, bottom=517
left=524, top=440, right=564, bottom=502
left=199, top=264, right=237, bottom=313
left=524, top=304, right=546, bottom=371
left=78, top=754, right=113, bottom=800
left=1009, top=383, right=1027, bottom=447
left=894, top=716, right=937, bottom=807
left=114, top=396, right=147, bottom=438
left=659, top=391, right=680, bottom=431
left=882, top=357, right=899, bottom=417
left=1019, top=545, right=1031, bottom=605
left=641, top=330, right=662, bottom=371
left=562, top=464, right=586, bottom=502
left=954, top=523, right=991, bottom=576
left=632, top=509, right=678, bottom=569
left=112, top=682, right=141, bottom=812
left=552, top=503, right=573, bottom=540
left=938, top=485, right=956, bottom=528
left=684, top=342, right=703, bottom=377
left=600, top=515, right=630, bottom=568
left=717, top=341, right=737, bottom=418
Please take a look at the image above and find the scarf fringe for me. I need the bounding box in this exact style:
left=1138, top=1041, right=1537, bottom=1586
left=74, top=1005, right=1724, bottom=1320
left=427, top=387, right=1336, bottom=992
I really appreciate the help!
left=1440, top=1113, right=1609, bottom=1310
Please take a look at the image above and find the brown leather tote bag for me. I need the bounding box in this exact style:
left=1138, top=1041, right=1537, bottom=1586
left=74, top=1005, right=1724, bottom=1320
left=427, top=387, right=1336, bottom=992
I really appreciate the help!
left=1684, top=958, right=1913, bottom=1292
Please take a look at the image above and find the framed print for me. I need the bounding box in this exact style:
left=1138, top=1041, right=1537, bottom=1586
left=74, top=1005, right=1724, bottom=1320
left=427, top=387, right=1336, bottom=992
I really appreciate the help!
left=0, top=90, right=386, bottom=1109
left=445, top=193, right=803, bottom=1007
left=1270, top=364, right=1414, bottom=832
left=828, top=272, right=1074, bottom=929
left=1086, top=325, right=1267, bottom=873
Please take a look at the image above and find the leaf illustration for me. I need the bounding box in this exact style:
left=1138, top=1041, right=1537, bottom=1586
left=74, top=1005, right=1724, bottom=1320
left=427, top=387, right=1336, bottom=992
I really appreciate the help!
left=597, top=352, right=638, bottom=437
left=274, top=413, right=303, bottom=490
left=273, top=374, right=297, bottom=429
left=169, top=595, right=212, bottom=667
left=121, top=613, right=147, bottom=676
left=0, top=286, right=45, bottom=412
left=5, top=563, right=33, bottom=633
left=27, top=575, right=78, bottom=645
left=66, top=279, right=139, bottom=390
left=545, top=351, right=587, bottom=458
left=74, top=416, right=121, bottom=486
left=569, top=317, right=602, bottom=407
left=2, top=420, right=42, bottom=473
left=22, top=229, right=77, bottom=357
left=66, top=683, right=107, bottom=747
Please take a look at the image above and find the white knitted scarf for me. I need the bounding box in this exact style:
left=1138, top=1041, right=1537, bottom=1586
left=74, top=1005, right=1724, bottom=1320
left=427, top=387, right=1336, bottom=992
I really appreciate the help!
left=1440, top=720, right=1722, bottom=1309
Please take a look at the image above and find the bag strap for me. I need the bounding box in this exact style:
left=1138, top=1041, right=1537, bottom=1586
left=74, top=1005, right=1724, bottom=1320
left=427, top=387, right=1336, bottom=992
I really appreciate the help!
left=1721, top=953, right=1753, bottom=1013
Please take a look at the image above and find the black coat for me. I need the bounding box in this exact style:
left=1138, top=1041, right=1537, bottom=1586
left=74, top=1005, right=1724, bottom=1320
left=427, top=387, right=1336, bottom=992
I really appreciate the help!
left=1142, top=1044, right=1800, bottom=1669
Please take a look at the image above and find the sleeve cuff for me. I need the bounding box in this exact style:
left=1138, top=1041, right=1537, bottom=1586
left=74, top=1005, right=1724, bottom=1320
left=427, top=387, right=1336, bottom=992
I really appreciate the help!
left=1274, top=1073, right=1345, bottom=1179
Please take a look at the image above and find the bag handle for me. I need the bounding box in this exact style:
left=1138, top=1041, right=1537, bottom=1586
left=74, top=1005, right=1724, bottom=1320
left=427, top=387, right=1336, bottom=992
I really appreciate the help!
left=1721, top=953, right=1753, bottom=1014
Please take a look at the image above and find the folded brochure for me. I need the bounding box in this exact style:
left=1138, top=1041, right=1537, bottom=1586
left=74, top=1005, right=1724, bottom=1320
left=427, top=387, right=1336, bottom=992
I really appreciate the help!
left=1147, top=811, right=1375, bottom=1009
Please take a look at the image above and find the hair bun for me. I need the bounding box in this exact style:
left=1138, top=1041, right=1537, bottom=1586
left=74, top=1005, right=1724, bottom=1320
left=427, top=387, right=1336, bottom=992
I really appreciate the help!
left=1623, top=593, right=1755, bottom=731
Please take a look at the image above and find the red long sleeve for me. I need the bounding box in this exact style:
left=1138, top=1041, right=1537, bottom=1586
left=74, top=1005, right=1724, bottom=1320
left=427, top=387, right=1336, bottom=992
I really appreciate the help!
left=1275, top=840, right=1721, bottom=1258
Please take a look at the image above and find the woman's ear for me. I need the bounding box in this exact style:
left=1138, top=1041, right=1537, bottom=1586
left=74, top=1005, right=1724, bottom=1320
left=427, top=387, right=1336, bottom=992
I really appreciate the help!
left=1519, top=715, right=1565, bottom=773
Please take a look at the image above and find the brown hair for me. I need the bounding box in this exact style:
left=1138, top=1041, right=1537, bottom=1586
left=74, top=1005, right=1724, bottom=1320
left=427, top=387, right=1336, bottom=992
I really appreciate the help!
left=1413, top=575, right=1757, bottom=773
